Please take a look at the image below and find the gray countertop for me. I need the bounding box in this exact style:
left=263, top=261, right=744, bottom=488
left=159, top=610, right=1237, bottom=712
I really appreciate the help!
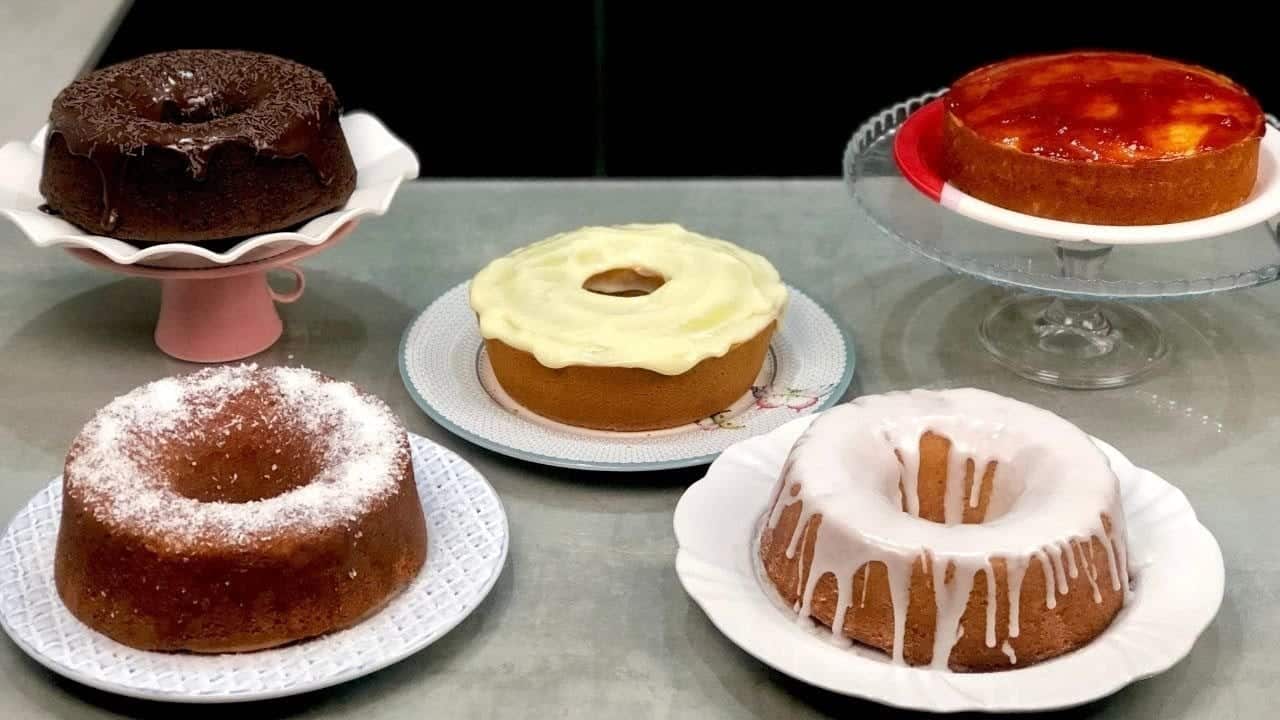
left=1, top=180, right=1276, bottom=718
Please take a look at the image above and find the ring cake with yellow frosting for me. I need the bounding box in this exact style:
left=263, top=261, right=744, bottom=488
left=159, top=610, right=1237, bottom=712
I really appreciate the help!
left=941, top=51, right=1265, bottom=225
left=55, top=365, right=428, bottom=653
left=469, top=223, right=788, bottom=431
left=758, top=388, right=1130, bottom=671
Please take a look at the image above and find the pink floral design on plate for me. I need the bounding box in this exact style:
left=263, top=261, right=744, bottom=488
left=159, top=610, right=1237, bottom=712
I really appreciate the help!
left=752, top=382, right=837, bottom=412
left=696, top=382, right=838, bottom=431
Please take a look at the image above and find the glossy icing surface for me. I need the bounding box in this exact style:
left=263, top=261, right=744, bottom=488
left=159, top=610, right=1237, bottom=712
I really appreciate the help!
left=763, top=388, right=1129, bottom=668
left=45, top=49, right=341, bottom=232
left=468, top=223, right=787, bottom=375
left=946, top=51, right=1264, bottom=163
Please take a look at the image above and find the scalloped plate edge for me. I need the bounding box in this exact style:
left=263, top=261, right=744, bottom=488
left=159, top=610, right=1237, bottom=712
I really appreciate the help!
left=673, top=412, right=1226, bottom=713
left=0, top=111, right=419, bottom=267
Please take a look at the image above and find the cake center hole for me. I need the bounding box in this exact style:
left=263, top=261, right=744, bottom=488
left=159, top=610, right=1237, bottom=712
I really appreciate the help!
left=166, top=409, right=322, bottom=503
left=895, top=431, right=1026, bottom=526
left=155, top=93, right=246, bottom=125
left=582, top=267, right=667, bottom=297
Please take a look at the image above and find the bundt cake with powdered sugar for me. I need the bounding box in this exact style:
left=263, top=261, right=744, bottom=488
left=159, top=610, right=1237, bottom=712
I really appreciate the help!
left=54, top=364, right=427, bottom=653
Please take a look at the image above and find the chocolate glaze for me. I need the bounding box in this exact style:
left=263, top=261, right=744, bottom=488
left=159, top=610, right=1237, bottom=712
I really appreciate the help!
left=46, top=50, right=342, bottom=232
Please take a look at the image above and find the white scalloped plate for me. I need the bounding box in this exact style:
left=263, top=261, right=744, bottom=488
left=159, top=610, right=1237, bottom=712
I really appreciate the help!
left=0, top=433, right=508, bottom=703
left=399, top=281, right=855, bottom=472
left=674, top=412, right=1225, bottom=713
left=0, top=111, right=419, bottom=268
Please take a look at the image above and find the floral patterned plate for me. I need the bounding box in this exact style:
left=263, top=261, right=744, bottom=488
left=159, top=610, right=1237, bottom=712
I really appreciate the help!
left=398, top=281, right=855, bottom=472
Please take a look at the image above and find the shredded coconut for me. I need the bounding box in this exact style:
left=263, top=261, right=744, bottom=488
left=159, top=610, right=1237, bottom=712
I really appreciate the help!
left=64, top=364, right=408, bottom=550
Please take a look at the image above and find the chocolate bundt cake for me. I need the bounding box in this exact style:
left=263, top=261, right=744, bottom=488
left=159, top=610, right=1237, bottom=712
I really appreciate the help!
left=39, top=49, right=357, bottom=243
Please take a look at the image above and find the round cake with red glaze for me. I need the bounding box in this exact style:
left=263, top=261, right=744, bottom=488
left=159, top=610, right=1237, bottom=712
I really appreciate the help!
left=941, top=51, right=1265, bottom=225
left=39, top=49, right=357, bottom=244
left=54, top=365, right=427, bottom=653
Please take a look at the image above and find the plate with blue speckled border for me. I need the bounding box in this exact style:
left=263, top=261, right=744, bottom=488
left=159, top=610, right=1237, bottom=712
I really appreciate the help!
left=398, top=281, right=855, bottom=472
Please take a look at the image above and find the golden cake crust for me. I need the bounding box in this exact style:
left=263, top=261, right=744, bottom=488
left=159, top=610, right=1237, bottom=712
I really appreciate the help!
left=487, top=321, right=776, bottom=432
left=469, top=223, right=788, bottom=431
left=759, top=432, right=1124, bottom=671
left=756, top=389, right=1130, bottom=672
left=54, top=366, right=428, bottom=653
left=941, top=51, right=1264, bottom=224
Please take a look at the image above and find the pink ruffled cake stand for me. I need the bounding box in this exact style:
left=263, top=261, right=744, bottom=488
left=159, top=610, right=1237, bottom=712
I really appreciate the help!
left=68, top=221, right=356, bottom=363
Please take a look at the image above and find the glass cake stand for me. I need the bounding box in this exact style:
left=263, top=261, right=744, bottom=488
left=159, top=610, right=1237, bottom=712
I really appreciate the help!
left=844, top=90, right=1280, bottom=389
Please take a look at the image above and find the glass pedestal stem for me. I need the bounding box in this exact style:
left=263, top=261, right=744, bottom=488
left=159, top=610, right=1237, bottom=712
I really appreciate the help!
left=979, top=240, right=1170, bottom=389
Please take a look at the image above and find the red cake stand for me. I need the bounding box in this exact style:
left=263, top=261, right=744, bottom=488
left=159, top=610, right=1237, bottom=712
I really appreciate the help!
left=67, top=222, right=356, bottom=363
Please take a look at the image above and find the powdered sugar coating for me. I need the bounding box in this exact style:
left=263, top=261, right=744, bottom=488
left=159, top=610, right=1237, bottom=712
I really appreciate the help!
left=64, top=364, right=409, bottom=551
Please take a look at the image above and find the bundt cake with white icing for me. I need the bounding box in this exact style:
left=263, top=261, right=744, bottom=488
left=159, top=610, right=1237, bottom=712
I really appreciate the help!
left=758, top=388, right=1130, bottom=671
left=55, top=364, right=427, bottom=653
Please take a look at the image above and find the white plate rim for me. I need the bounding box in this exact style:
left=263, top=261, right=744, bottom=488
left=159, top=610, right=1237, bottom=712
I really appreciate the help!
left=397, top=281, right=857, bottom=472
left=0, top=432, right=510, bottom=704
left=673, top=412, right=1226, bottom=713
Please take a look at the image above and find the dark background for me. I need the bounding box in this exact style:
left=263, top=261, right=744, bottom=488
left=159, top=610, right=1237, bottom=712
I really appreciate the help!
left=95, top=1, right=1277, bottom=178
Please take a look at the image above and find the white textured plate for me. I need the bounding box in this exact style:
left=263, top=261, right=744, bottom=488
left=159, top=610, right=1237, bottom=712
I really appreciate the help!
left=674, top=413, right=1225, bottom=713
left=0, top=433, right=508, bottom=703
left=0, top=111, right=419, bottom=268
left=399, top=281, right=855, bottom=472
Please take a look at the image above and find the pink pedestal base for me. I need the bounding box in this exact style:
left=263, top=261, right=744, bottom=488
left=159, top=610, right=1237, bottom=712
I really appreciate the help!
left=153, top=266, right=305, bottom=362
left=68, top=224, right=351, bottom=363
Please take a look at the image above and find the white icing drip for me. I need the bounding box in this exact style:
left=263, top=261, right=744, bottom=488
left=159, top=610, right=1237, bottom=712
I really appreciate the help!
left=1063, top=539, right=1079, bottom=579
left=929, top=556, right=976, bottom=669
left=984, top=563, right=998, bottom=647
left=1078, top=541, right=1103, bottom=603
left=792, top=510, right=812, bottom=607
left=1036, top=549, right=1057, bottom=609
left=895, top=441, right=923, bottom=518
left=65, top=365, right=408, bottom=550
left=1113, top=513, right=1132, bottom=601
left=859, top=564, right=871, bottom=608
left=1048, top=545, right=1069, bottom=593
left=1006, top=555, right=1029, bottom=638
left=832, top=566, right=854, bottom=642
left=761, top=388, right=1127, bottom=670
left=1100, top=509, right=1131, bottom=594
left=798, top=550, right=824, bottom=619
left=943, top=452, right=968, bottom=525
left=886, top=558, right=912, bottom=665
left=1097, top=514, right=1124, bottom=593
left=969, top=459, right=989, bottom=508
left=784, top=499, right=813, bottom=560
left=1002, top=640, right=1017, bottom=664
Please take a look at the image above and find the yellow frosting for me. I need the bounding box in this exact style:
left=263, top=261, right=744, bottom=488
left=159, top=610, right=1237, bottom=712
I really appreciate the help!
left=468, top=223, right=788, bottom=375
